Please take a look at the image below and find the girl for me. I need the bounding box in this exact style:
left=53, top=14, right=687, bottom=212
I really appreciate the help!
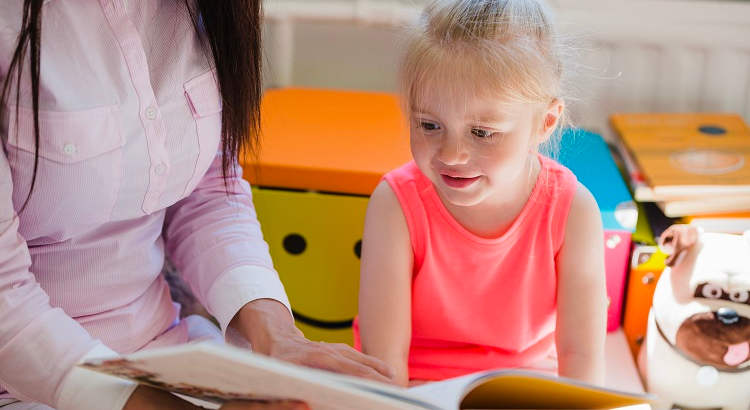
left=0, top=1, right=390, bottom=409
left=356, top=0, right=607, bottom=387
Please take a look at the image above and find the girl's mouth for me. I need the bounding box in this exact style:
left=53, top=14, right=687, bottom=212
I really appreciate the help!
left=440, top=174, right=481, bottom=189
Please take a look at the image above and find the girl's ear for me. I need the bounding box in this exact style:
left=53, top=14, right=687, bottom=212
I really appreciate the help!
left=538, top=98, right=564, bottom=144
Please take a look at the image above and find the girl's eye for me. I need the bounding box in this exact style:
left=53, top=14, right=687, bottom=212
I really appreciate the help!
left=701, top=284, right=724, bottom=299
left=419, top=121, right=440, bottom=131
left=471, top=128, right=494, bottom=139
left=729, top=290, right=749, bottom=303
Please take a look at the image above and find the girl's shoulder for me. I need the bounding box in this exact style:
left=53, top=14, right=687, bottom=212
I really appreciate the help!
left=540, top=155, right=580, bottom=198
left=383, top=161, right=423, bottom=186
left=539, top=155, right=577, bottom=186
left=381, top=161, right=432, bottom=206
left=536, top=156, right=583, bottom=251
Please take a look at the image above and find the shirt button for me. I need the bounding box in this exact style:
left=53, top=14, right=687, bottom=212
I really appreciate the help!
left=63, top=143, right=77, bottom=156
left=154, top=163, right=167, bottom=176
left=145, top=106, right=158, bottom=120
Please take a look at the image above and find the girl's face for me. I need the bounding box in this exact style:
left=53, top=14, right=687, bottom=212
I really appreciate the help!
left=409, top=87, right=559, bottom=208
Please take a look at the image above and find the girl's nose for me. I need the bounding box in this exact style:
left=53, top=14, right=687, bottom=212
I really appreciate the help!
left=436, top=137, right=469, bottom=166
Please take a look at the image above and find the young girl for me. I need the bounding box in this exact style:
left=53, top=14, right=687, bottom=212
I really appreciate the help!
left=356, top=0, right=607, bottom=387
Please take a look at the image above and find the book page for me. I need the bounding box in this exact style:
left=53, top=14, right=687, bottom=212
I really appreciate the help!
left=407, top=373, right=479, bottom=409
left=81, top=342, right=439, bottom=410
left=459, top=370, right=652, bottom=409
left=408, top=369, right=653, bottom=410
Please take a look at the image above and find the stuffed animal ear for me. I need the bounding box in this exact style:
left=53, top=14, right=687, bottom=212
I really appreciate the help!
left=659, top=224, right=700, bottom=267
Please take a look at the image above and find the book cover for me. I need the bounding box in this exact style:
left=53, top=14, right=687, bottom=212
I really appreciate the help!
left=556, top=129, right=637, bottom=232
left=622, top=246, right=667, bottom=359
left=632, top=203, right=657, bottom=245
left=81, top=342, right=653, bottom=410
left=610, top=113, right=750, bottom=199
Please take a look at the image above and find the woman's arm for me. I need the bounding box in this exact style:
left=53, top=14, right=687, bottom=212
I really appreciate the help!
left=163, top=156, right=392, bottom=383
left=358, top=181, right=414, bottom=387
left=555, top=183, right=607, bottom=385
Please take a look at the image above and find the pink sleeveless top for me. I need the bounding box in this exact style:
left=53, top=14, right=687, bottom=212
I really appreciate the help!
left=354, top=155, right=578, bottom=381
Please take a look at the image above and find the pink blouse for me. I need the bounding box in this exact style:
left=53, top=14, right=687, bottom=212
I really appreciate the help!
left=0, top=1, right=289, bottom=408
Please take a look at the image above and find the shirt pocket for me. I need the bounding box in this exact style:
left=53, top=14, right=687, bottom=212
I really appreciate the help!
left=5, top=104, right=124, bottom=240
left=182, top=68, right=222, bottom=196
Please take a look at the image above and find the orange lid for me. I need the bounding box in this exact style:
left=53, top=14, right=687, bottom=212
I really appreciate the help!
left=241, top=88, right=411, bottom=195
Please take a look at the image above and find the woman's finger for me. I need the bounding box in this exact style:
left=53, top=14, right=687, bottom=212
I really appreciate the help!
left=304, top=348, right=393, bottom=384
left=326, top=343, right=394, bottom=379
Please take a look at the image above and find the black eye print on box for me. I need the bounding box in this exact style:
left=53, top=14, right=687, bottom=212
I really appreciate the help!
left=354, top=240, right=362, bottom=259
left=283, top=233, right=307, bottom=255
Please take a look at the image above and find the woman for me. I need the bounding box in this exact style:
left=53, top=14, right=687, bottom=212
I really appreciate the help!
left=0, top=1, right=391, bottom=409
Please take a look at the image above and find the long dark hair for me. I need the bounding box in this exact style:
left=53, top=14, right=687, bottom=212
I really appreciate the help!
left=0, top=0, right=263, bottom=212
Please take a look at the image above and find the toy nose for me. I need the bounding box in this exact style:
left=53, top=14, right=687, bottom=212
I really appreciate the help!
left=716, top=307, right=739, bottom=325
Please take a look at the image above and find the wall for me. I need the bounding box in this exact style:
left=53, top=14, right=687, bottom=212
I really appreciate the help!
left=262, top=0, right=750, bottom=139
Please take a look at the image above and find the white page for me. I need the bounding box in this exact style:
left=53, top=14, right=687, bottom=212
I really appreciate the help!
left=407, top=373, right=480, bottom=409
left=82, top=342, right=440, bottom=410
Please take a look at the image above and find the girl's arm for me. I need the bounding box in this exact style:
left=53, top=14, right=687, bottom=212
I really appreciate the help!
left=555, top=183, right=608, bottom=385
left=358, top=181, right=414, bottom=387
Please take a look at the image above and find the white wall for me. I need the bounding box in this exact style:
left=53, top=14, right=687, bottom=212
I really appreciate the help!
left=261, top=0, right=750, bottom=140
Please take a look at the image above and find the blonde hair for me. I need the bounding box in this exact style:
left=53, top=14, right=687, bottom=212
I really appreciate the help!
left=400, top=0, right=567, bottom=140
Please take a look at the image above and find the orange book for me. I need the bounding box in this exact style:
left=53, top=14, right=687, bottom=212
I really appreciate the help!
left=622, top=245, right=667, bottom=359
left=610, top=113, right=750, bottom=201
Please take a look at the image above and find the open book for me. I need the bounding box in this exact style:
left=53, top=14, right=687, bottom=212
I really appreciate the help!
left=81, top=341, right=652, bottom=410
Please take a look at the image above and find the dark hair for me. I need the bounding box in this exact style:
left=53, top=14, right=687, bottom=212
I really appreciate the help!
left=0, top=0, right=263, bottom=212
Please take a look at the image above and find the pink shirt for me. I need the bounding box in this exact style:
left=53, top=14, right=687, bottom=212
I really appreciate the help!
left=355, top=157, right=577, bottom=380
left=0, top=1, right=289, bottom=408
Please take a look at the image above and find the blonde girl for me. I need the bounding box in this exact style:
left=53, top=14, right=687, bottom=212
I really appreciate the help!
left=355, top=0, right=607, bottom=387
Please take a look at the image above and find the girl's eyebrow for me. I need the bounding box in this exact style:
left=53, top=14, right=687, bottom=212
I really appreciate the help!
left=468, top=110, right=516, bottom=126
left=467, top=110, right=510, bottom=123
left=411, top=108, right=437, bottom=117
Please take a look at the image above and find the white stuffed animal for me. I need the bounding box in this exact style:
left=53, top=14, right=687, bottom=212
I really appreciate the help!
left=639, top=225, right=750, bottom=410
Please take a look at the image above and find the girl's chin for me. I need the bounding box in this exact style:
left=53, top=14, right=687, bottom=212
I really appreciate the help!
left=436, top=186, right=487, bottom=208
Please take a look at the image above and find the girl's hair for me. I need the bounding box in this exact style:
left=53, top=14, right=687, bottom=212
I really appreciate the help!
left=1, top=0, right=263, bottom=213
left=400, top=0, right=567, bottom=141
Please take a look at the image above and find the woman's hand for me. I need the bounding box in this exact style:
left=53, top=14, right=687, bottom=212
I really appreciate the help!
left=124, top=386, right=309, bottom=410
left=232, top=299, right=394, bottom=384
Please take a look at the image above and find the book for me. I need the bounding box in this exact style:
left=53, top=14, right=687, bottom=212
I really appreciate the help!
left=611, top=135, right=657, bottom=203
left=81, top=341, right=653, bottom=410
left=657, top=194, right=750, bottom=218
left=683, top=211, right=750, bottom=233
left=612, top=134, right=750, bottom=218
left=622, top=245, right=667, bottom=359
left=556, top=129, right=637, bottom=232
left=610, top=113, right=750, bottom=201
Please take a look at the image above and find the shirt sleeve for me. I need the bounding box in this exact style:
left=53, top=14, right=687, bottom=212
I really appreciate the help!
left=0, top=150, right=104, bottom=408
left=55, top=344, right=137, bottom=410
left=163, top=153, right=292, bottom=341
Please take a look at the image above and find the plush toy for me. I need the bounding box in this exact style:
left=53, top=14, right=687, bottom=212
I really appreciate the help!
left=638, top=225, right=750, bottom=410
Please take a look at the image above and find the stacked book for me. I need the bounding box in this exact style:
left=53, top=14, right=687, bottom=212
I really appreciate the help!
left=612, top=113, right=750, bottom=360
left=611, top=113, right=750, bottom=234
